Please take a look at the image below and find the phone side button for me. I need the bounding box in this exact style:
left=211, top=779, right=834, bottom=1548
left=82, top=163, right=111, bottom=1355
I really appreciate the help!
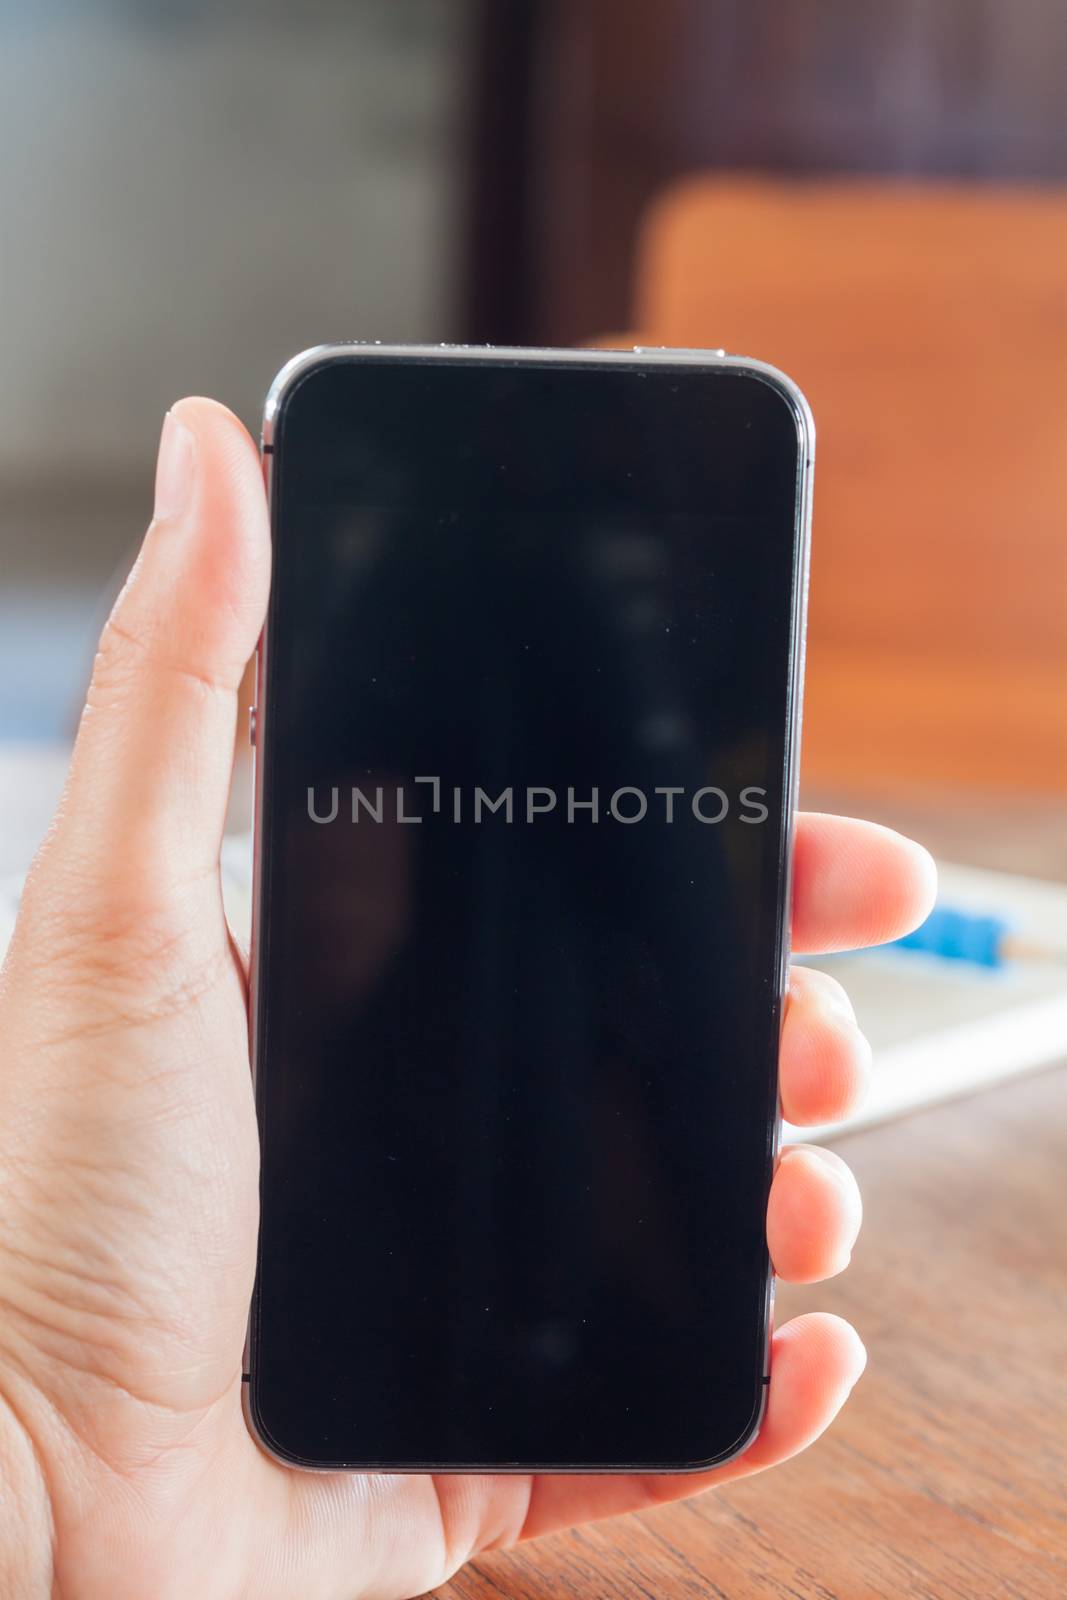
left=763, top=1275, right=776, bottom=1382
left=249, top=705, right=257, bottom=746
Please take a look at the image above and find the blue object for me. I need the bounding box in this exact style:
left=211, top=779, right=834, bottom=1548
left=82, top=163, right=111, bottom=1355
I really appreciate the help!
left=887, top=906, right=1008, bottom=968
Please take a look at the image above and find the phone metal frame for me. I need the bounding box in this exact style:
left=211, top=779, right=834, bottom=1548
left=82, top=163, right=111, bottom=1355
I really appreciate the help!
left=243, top=343, right=815, bottom=1475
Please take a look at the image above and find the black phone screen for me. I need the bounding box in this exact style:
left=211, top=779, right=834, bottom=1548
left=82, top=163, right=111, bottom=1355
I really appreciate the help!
left=248, top=350, right=809, bottom=1471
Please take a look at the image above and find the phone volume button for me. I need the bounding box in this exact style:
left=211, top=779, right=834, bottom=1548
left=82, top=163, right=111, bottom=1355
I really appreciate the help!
left=249, top=705, right=257, bottom=746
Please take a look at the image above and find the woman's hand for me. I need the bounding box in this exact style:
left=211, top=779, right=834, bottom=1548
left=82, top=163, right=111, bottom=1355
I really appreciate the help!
left=0, top=399, right=936, bottom=1599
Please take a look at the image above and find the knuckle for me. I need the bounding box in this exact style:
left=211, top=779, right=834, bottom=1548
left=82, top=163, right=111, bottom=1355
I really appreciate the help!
left=87, top=612, right=151, bottom=710
left=44, top=928, right=228, bottom=1046
left=12, top=860, right=226, bottom=1037
left=88, top=606, right=222, bottom=709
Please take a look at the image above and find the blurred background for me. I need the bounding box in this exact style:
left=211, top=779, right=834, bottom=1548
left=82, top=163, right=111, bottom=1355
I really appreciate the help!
left=3, top=0, right=1066, bottom=805
left=1, top=0, right=1066, bottom=1027
left=2, top=6, right=1066, bottom=1591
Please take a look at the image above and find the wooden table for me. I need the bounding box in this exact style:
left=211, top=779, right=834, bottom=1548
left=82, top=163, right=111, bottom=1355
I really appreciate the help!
left=433, top=1062, right=1067, bottom=1598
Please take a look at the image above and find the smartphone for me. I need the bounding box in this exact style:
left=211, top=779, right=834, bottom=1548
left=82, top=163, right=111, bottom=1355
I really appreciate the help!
left=244, top=344, right=813, bottom=1473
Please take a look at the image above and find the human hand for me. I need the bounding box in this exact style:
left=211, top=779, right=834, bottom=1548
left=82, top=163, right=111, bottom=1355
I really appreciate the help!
left=0, top=399, right=936, bottom=1598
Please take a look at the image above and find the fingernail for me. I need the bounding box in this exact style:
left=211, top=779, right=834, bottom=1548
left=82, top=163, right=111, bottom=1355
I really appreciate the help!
left=154, top=409, right=196, bottom=522
left=820, top=977, right=857, bottom=1026
left=789, top=1142, right=857, bottom=1193
left=809, top=1143, right=854, bottom=1181
left=847, top=1329, right=868, bottom=1387
left=827, top=993, right=857, bottom=1028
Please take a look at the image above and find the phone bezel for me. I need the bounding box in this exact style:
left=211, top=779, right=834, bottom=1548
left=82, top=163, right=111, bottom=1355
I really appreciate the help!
left=243, top=343, right=815, bottom=1475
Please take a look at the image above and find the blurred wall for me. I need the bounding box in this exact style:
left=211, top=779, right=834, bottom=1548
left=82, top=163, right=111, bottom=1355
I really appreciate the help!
left=0, top=0, right=474, bottom=485
left=0, top=0, right=475, bottom=741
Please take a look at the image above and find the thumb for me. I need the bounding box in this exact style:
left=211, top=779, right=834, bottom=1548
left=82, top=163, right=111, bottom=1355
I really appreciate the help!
left=43, top=397, right=270, bottom=908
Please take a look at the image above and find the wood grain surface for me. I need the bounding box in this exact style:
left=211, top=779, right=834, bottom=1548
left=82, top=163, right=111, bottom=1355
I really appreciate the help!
left=620, top=178, right=1067, bottom=794
left=431, top=1062, right=1067, bottom=1599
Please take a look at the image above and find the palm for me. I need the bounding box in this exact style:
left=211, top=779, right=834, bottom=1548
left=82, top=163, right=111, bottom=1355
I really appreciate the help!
left=0, top=398, right=934, bottom=1600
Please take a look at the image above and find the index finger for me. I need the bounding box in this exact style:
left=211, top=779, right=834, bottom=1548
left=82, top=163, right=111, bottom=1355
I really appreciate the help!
left=792, top=812, right=936, bottom=955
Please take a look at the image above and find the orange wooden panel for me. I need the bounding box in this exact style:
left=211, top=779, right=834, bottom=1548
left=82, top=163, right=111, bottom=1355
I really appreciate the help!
left=621, top=178, right=1067, bottom=792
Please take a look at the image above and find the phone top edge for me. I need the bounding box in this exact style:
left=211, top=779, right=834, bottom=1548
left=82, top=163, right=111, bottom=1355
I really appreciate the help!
left=260, top=342, right=815, bottom=459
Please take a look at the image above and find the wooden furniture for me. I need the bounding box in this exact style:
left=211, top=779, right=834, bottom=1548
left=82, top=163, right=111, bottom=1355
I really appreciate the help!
left=463, top=8, right=1067, bottom=791
left=433, top=1058, right=1067, bottom=1599
left=610, top=178, right=1067, bottom=794
left=464, top=0, right=1067, bottom=346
